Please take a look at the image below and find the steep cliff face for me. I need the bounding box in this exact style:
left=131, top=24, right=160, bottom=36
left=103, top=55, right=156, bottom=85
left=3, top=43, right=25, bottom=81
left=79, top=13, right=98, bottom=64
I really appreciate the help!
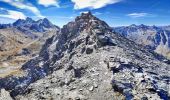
left=0, top=12, right=169, bottom=100
left=114, top=25, right=170, bottom=58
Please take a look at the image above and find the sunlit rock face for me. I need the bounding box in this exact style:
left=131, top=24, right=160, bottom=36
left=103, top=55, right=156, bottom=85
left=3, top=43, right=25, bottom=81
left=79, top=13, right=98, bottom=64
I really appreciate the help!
left=0, top=12, right=169, bottom=100
left=114, top=25, right=170, bottom=58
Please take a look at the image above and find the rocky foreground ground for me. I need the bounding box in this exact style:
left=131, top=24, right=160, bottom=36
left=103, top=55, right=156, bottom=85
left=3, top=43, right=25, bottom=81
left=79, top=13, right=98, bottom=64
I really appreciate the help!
left=0, top=12, right=169, bottom=100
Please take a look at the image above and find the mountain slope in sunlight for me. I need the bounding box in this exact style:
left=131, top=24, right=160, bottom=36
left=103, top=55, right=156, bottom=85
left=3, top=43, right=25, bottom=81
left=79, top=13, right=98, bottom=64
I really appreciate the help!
left=114, top=24, right=170, bottom=59
left=0, top=18, right=59, bottom=78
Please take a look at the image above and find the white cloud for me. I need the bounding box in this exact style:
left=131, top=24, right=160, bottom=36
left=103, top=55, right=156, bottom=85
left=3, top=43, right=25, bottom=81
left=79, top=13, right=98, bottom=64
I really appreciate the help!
left=0, top=0, right=43, bottom=17
left=38, top=0, right=59, bottom=7
left=0, top=8, right=26, bottom=19
left=127, top=13, right=148, bottom=18
left=71, top=0, right=122, bottom=9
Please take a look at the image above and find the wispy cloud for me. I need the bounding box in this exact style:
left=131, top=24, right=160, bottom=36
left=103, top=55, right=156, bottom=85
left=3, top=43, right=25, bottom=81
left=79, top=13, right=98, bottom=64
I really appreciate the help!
left=38, top=0, right=59, bottom=7
left=0, top=0, right=43, bottom=17
left=71, top=0, right=122, bottom=9
left=127, top=13, right=149, bottom=18
left=0, top=8, right=26, bottom=19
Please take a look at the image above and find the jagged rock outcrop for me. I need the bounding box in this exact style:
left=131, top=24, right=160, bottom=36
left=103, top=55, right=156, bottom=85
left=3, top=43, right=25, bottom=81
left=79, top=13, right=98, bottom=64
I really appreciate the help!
left=0, top=12, right=169, bottom=100
left=13, top=17, right=59, bottom=35
left=0, top=17, right=59, bottom=39
left=113, top=24, right=170, bottom=59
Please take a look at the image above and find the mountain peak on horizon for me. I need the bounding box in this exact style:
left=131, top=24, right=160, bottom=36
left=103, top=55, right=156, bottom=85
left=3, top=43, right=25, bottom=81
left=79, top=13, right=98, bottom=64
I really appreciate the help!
left=75, top=11, right=96, bottom=21
left=81, top=11, right=92, bottom=16
left=61, top=11, right=111, bottom=36
left=25, top=17, right=34, bottom=22
left=11, top=17, right=59, bottom=33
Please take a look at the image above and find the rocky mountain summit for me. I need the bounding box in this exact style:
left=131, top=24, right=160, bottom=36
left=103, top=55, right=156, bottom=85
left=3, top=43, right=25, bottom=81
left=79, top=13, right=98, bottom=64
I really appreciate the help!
left=113, top=24, right=170, bottom=59
left=0, top=12, right=169, bottom=100
left=0, top=17, right=59, bottom=38
left=13, top=17, right=59, bottom=37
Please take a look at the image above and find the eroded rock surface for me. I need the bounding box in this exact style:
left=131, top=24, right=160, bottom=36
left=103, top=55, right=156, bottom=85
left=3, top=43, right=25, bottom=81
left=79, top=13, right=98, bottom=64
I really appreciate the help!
left=0, top=12, right=169, bottom=100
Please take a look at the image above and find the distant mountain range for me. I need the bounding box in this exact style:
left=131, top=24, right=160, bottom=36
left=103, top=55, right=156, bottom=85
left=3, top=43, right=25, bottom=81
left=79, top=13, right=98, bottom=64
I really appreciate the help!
left=0, top=17, right=59, bottom=38
left=0, top=17, right=59, bottom=51
left=0, top=17, right=59, bottom=76
left=113, top=24, right=170, bottom=58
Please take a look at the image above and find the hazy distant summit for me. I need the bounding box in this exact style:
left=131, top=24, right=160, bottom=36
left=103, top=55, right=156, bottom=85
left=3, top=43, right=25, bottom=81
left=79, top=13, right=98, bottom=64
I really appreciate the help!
left=114, top=24, right=170, bottom=59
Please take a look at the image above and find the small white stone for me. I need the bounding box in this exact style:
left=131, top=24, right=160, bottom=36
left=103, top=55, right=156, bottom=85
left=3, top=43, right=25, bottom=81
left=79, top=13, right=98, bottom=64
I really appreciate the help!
left=89, top=86, right=94, bottom=91
left=79, top=89, right=83, bottom=91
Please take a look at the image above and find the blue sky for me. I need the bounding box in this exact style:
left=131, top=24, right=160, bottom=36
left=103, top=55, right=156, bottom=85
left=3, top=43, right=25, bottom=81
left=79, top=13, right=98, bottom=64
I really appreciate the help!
left=0, top=0, right=170, bottom=27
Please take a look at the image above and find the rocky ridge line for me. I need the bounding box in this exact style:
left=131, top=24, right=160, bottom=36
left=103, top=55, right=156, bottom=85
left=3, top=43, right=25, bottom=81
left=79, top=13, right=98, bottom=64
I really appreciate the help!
left=0, top=12, right=169, bottom=100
